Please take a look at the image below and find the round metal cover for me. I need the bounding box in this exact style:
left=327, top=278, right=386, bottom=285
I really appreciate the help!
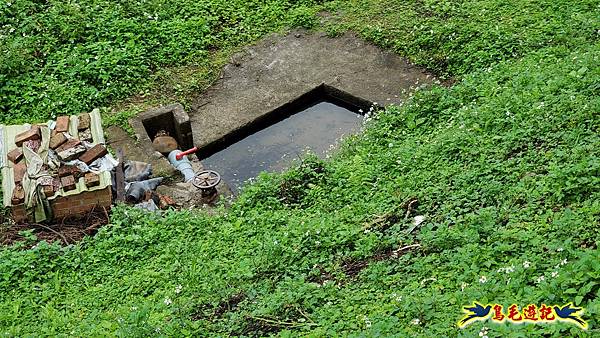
left=192, top=170, right=221, bottom=189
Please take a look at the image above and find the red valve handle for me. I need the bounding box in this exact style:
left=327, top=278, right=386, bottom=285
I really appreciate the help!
left=176, top=147, right=198, bottom=161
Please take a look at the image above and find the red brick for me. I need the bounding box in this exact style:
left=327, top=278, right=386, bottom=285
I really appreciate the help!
left=78, top=144, right=108, bottom=165
left=56, top=139, right=81, bottom=153
left=55, top=116, right=70, bottom=133
left=43, top=184, right=55, bottom=197
left=15, top=126, right=40, bottom=147
left=11, top=184, right=24, bottom=205
left=78, top=113, right=91, bottom=130
left=58, top=165, right=82, bottom=178
left=61, top=175, right=76, bottom=191
left=49, top=132, right=68, bottom=149
left=11, top=205, right=27, bottom=223
left=7, top=148, right=23, bottom=163
left=13, top=162, right=26, bottom=183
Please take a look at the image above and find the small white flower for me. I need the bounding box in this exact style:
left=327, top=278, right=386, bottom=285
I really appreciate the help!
left=461, top=282, right=468, bottom=291
left=175, top=285, right=183, bottom=294
left=557, top=247, right=564, bottom=252
left=131, top=306, right=138, bottom=311
left=560, top=258, right=568, bottom=265
left=388, top=143, right=394, bottom=148
left=551, top=271, right=559, bottom=278
left=396, top=295, right=403, bottom=302
left=535, top=275, right=545, bottom=284
left=523, top=261, right=531, bottom=269
left=479, top=276, right=487, bottom=284
left=164, top=298, right=172, bottom=305
left=411, top=318, right=421, bottom=325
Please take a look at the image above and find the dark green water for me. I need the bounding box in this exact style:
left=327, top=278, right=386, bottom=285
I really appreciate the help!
left=200, top=101, right=362, bottom=192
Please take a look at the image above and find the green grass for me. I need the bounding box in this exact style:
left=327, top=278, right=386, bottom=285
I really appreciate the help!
left=1, top=0, right=599, bottom=336
left=0, top=0, right=320, bottom=124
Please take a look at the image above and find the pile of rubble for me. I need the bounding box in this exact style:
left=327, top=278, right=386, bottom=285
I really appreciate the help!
left=1, top=110, right=113, bottom=223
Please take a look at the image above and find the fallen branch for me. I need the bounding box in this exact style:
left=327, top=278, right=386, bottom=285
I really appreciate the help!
left=246, top=315, right=317, bottom=328
left=32, top=223, right=70, bottom=244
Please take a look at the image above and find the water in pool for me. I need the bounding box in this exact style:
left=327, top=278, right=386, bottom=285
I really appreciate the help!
left=200, top=101, right=363, bottom=192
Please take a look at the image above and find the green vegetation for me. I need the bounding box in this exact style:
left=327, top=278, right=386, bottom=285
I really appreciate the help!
left=0, top=0, right=318, bottom=124
left=1, top=0, right=599, bottom=336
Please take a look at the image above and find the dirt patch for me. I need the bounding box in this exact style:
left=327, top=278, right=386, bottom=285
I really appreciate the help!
left=342, top=243, right=421, bottom=278
left=190, top=29, right=440, bottom=154
left=1, top=207, right=110, bottom=248
left=191, top=291, right=246, bottom=321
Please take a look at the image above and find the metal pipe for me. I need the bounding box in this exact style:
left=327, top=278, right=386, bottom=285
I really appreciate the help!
left=168, top=150, right=195, bottom=182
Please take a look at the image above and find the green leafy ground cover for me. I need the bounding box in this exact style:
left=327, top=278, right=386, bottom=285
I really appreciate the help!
left=1, top=0, right=599, bottom=336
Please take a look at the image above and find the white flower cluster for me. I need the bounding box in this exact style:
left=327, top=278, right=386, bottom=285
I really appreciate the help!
left=497, top=265, right=515, bottom=274
left=362, top=104, right=379, bottom=125
left=479, top=326, right=489, bottom=338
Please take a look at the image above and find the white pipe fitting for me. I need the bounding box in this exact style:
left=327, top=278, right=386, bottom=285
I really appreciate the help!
left=167, top=150, right=196, bottom=182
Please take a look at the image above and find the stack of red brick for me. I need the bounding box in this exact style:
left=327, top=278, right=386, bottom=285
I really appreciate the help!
left=8, top=113, right=112, bottom=222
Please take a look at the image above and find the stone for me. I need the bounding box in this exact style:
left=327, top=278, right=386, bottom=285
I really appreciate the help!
left=60, top=175, right=76, bottom=191
left=11, top=184, right=25, bottom=205
left=84, top=172, right=100, bottom=187
left=13, top=162, right=26, bottom=183
left=78, top=144, right=108, bottom=164
left=49, top=132, right=68, bottom=149
left=14, top=126, right=40, bottom=147
left=55, top=116, right=70, bottom=133
left=7, top=148, right=23, bottom=163
left=78, top=113, right=91, bottom=130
